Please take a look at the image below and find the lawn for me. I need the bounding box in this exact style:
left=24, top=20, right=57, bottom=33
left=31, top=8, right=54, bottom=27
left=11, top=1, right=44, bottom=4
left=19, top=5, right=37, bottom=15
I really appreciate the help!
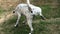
left=0, top=3, right=60, bottom=34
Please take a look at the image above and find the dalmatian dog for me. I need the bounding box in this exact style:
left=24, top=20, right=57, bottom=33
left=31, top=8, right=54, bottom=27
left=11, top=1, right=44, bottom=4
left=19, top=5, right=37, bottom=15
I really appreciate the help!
left=13, top=0, right=46, bottom=34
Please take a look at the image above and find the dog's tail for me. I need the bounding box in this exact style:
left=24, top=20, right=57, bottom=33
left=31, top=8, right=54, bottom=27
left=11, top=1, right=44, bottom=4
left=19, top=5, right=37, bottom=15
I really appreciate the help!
left=27, top=0, right=30, bottom=5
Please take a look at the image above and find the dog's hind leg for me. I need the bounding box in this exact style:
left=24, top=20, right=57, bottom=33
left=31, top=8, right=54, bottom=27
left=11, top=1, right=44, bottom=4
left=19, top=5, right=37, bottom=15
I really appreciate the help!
left=26, top=15, right=33, bottom=34
left=14, top=12, right=21, bottom=27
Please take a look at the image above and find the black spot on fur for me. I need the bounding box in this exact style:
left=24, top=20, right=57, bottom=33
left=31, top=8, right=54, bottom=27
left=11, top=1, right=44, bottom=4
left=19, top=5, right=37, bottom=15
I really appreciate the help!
left=13, top=11, right=15, bottom=13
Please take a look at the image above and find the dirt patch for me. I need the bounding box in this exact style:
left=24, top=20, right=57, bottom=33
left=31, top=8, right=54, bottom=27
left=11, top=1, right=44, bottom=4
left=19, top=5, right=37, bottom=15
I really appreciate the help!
left=0, top=12, right=14, bottom=24
left=0, top=0, right=26, bottom=10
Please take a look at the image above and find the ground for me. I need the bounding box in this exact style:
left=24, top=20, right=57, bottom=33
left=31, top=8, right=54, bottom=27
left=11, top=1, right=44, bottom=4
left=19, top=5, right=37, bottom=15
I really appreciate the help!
left=0, top=12, right=60, bottom=34
left=0, top=0, right=60, bottom=34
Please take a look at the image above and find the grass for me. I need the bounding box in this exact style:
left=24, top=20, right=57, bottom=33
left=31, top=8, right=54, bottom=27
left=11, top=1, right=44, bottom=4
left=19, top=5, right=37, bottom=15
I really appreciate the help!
left=0, top=1, right=60, bottom=34
left=0, top=16, right=60, bottom=34
left=0, top=8, right=6, bottom=14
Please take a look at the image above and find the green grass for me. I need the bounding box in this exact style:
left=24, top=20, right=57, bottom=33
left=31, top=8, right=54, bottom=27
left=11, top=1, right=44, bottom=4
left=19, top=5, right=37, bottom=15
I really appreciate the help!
left=0, top=1, right=60, bottom=34
left=0, top=8, right=6, bottom=14
left=0, top=16, right=60, bottom=34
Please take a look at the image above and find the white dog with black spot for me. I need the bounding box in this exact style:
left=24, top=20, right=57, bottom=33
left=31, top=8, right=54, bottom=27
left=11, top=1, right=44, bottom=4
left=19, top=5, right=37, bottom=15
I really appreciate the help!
left=13, top=0, right=46, bottom=34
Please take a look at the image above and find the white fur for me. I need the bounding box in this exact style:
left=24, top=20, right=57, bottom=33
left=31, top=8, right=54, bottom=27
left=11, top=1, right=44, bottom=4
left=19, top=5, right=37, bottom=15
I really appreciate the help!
left=15, top=4, right=43, bottom=16
left=13, top=0, right=44, bottom=34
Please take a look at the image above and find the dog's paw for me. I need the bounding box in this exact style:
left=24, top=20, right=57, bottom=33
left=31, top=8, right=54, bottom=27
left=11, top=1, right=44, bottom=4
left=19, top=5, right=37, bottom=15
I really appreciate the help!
left=14, top=25, right=18, bottom=28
